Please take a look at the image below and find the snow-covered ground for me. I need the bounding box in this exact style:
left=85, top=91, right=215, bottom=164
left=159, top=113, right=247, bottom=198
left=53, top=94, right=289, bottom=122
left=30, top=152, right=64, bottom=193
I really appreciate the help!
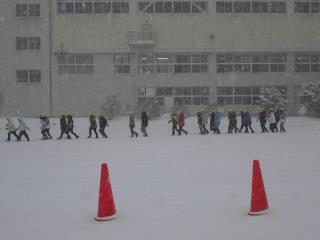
left=0, top=116, right=319, bottom=240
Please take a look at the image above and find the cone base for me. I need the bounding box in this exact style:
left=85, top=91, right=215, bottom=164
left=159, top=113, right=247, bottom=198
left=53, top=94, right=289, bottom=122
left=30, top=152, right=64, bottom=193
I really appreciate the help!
left=95, top=214, right=117, bottom=221
left=248, top=209, right=269, bottom=216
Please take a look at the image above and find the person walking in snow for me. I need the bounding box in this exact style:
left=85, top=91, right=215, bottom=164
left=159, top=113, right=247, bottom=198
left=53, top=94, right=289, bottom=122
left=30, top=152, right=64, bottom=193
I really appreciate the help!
left=141, top=112, right=149, bottom=137
left=257, top=108, right=269, bottom=133
left=5, top=117, right=19, bottom=141
left=168, top=112, right=179, bottom=136
left=197, top=111, right=203, bottom=134
left=17, top=117, right=30, bottom=141
left=268, top=109, right=277, bottom=133
left=201, top=111, right=209, bottom=134
left=177, top=111, right=188, bottom=135
left=244, top=110, right=254, bottom=133
left=279, top=108, right=286, bottom=133
left=88, top=114, right=99, bottom=138
left=40, top=115, right=52, bottom=140
left=57, top=114, right=71, bottom=139
left=239, top=109, right=247, bottom=133
left=67, top=115, right=79, bottom=139
left=128, top=113, right=138, bottom=138
left=210, top=110, right=216, bottom=133
left=214, top=108, right=221, bottom=134
left=228, top=109, right=238, bottom=133
left=98, top=114, right=109, bottom=138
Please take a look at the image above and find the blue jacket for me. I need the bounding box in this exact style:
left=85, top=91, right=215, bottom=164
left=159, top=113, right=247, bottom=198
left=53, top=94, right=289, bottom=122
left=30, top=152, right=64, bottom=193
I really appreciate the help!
left=215, top=111, right=221, bottom=125
left=244, top=111, right=252, bottom=124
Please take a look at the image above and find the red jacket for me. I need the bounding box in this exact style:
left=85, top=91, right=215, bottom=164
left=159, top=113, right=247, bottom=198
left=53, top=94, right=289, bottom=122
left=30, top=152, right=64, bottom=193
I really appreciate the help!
left=177, top=112, right=185, bottom=126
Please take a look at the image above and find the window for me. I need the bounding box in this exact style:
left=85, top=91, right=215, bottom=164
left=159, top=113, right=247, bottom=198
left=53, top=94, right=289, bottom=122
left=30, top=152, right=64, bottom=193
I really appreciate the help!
left=270, top=1, right=286, bottom=13
left=58, top=54, right=94, bottom=74
left=28, top=37, right=41, bottom=50
left=57, top=0, right=129, bottom=14
left=16, top=38, right=28, bottom=51
left=294, top=0, right=320, bottom=13
left=16, top=37, right=41, bottom=51
left=16, top=70, right=41, bottom=83
left=234, top=1, right=251, bottom=13
left=216, top=0, right=286, bottom=13
left=217, top=86, right=281, bottom=105
left=154, top=86, right=209, bottom=105
left=113, top=54, right=130, bottom=74
left=294, top=53, right=320, bottom=72
left=138, top=0, right=207, bottom=13
left=16, top=4, right=40, bottom=17
left=217, top=53, right=286, bottom=73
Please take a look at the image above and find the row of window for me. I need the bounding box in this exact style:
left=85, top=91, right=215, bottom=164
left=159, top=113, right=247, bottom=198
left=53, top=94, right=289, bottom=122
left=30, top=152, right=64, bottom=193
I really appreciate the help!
left=16, top=4, right=40, bottom=17
left=294, top=0, right=320, bottom=13
left=217, top=86, right=287, bottom=105
left=138, top=1, right=208, bottom=13
left=16, top=37, right=41, bottom=51
left=216, top=1, right=286, bottom=13
left=57, top=55, right=94, bottom=74
left=136, top=53, right=209, bottom=74
left=16, top=70, right=41, bottom=83
left=54, top=1, right=320, bottom=15
left=57, top=0, right=129, bottom=14
left=139, top=86, right=210, bottom=105
left=56, top=53, right=320, bottom=75
left=217, top=53, right=287, bottom=73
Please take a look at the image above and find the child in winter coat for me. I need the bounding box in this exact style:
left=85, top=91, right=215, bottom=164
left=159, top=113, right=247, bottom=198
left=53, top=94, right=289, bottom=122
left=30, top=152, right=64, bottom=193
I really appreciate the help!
left=257, top=109, right=269, bottom=133
left=67, top=115, right=79, bottom=139
left=244, top=110, right=254, bottom=133
left=88, top=114, right=99, bottom=138
left=17, top=117, right=30, bottom=141
left=40, top=115, right=52, bottom=140
left=141, top=112, right=149, bottom=137
left=6, top=117, right=19, bottom=141
left=177, top=111, right=188, bottom=135
left=129, top=113, right=138, bottom=138
left=214, top=109, right=221, bottom=134
left=201, top=111, right=209, bottom=134
left=268, top=109, right=277, bottom=133
left=168, top=112, right=179, bottom=135
left=197, top=112, right=203, bottom=134
left=98, top=114, right=109, bottom=138
left=228, top=109, right=238, bottom=133
left=279, top=108, right=286, bottom=133
left=58, top=114, right=71, bottom=139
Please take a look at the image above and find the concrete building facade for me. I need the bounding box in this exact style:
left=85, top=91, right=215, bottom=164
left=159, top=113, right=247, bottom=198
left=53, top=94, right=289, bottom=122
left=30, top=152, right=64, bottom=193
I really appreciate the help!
left=0, top=0, right=320, bottom=116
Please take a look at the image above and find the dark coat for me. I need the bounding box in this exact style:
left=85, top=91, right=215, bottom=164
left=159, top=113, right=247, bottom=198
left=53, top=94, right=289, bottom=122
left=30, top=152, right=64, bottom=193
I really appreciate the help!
left=141, top=113, right=148, bottom=127
left=99, top=116, right=108, bottom=129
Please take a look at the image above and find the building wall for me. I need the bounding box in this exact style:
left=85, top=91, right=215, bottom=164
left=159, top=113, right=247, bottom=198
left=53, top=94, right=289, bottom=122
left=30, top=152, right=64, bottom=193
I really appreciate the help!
left=1, top=0, right=320, bottom=116
left=0, top=0, right=51, bottom=117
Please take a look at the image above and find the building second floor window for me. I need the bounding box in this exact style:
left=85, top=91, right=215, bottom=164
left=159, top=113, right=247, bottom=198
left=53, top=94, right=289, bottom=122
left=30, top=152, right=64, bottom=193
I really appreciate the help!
left=216, top=53, right=287, bottom=73
left=136, top=53, right=209, bottom=74
left=57, top=0, right=129, bottom=14
left=16, top=70, right=41, bottom=83
left=16, top=4, right=40, bottom=17
left=16, top=37, right=41, bottom=51
left=294, top=53, right=320, bottom=72
left=138, top=1, right=208, bottom=14
left=294, top=0, right=320, bottom=13
left=58, top=55, right=94, bottom=74
left=216, top=1, right=286, bottom=13
left=113, top=54, right=130, bottom=74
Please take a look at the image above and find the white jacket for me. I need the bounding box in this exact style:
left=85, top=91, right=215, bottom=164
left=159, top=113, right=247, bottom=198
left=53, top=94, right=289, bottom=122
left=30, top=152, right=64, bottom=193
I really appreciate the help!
left=6, top=117, right=16, bottom=132
left=18, top=118, right=28, bottom=131
left=268, top=112, right=276, bottom=124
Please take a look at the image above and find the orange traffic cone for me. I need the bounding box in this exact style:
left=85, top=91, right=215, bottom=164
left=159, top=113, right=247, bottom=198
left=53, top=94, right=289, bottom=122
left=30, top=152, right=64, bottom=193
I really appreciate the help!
left=248, top=160, right=269, bottom=215
left=95, top=163, right=117, bottom=221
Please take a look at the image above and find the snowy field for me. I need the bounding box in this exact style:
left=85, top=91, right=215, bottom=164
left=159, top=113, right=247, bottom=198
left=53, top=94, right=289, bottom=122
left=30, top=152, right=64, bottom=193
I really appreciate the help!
left=0, top=116, right=320, bottom=240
